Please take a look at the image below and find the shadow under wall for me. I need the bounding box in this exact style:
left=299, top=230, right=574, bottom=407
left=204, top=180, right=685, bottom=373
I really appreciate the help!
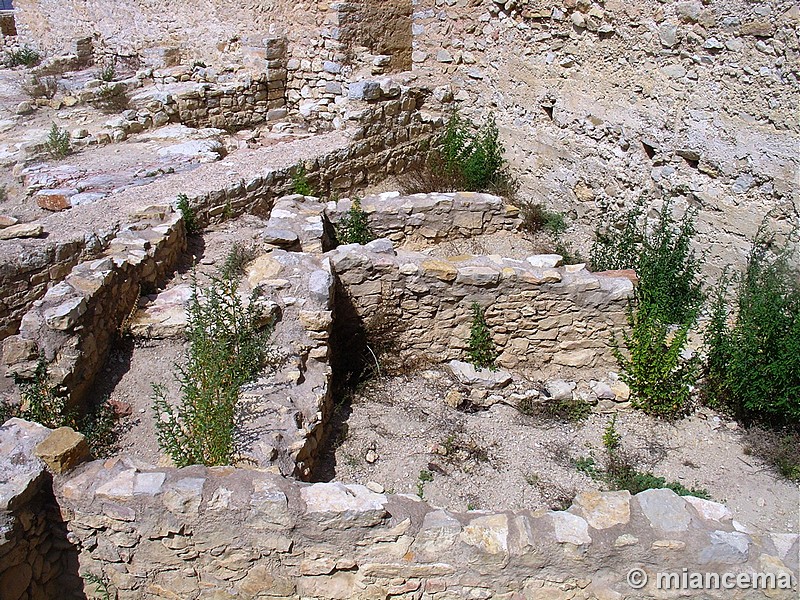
left=0, top=474, right=87, bottom=600
left=310, top=277, right=370, bottom=482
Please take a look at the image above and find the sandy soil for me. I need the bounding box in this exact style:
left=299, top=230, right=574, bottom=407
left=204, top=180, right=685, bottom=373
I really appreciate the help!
left=323, top=370, right=799, bottom=534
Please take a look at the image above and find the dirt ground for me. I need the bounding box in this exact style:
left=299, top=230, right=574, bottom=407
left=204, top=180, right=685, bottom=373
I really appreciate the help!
left=322, top=370, right=799, bottom=535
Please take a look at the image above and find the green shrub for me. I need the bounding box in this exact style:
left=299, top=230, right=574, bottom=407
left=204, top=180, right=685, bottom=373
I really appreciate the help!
left=518, top=396, right=591, bottom=423
left=612, top=300, right=700, bottom=419
left=45, top=123, right=71, bottom=158
left=467, top=302, right=497, bottom=371
left=703, top=226, right=800, bottom=424
left=177, top=193, right=200, bottom=235
left=291, top=163, right=314, bottom=196
left=335, top=198, right=374, bottom=245
left=152, top=270, right=273, bottom=467
left=591, top=194, right=703, bottom=325
left=3, top=359, right=121, bottom=457
left=219, top=242, right=258, bottom=280
left=743, top=429, right=800, bottom=482
left=520, top=202, right=567, bottom=235
left=589, top=417, right=710, bottom=498
left=97, top=61, right=116, bottom=82
left=5, top=45, right=41, bottom=68
left=431, top=111, right=517, bottom=196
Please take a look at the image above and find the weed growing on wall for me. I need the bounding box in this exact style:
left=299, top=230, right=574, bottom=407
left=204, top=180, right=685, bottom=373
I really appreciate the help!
left=152, top=267, right=273, bottom=467
left=176, top=193, right=200, bottom=235
left=467, top=302, right=497, bottom=371
left=97, top=60, right=116, bottom=82
left=219, top=242, right=258, bottom=280
left=591, top=194, right=703, bottom=324
left=335, top=198, right=374, bottom=245
left=520, top=202, right=567, bottom=235
left=703, top=223, right=800, bottom=424
left=291, top=162, right=314, bottom=196
left=2, top=359, right=121, bottom=457
left=45, top=123, right=71, bottom=158
left=399, top=111, right=517, bottom=198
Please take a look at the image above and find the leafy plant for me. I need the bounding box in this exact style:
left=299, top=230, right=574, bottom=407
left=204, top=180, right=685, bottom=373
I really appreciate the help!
left=5, top=45, right=41, bottom=68
left=612, top=300, right=699, bottom=419
left=416, top=469, right=434, bottom=498
left=152, top=270, right=273, bottom=467
left=518, top=396, right=591, bottom=423
left=176, top=193, right=200, bottom=235
left=97, top=61, right=116, bottom=82
left=291, top=163, right=314, bottom=196
left=591, top=194, right=703, bottom=324
left=335, top=198, right=374, bottom=245
left=436, top=111, right=516, bottom=195
left=467, top=302, right=497, bottom=371
left=219, top=242, right=258, bottom=280
left=83, top=572, right=113, bottom=600
left=45, top=123, right=71, bottom=158
left=5, top=359, right=121, bottom=457
left=703, top=224, right=800, bottom=424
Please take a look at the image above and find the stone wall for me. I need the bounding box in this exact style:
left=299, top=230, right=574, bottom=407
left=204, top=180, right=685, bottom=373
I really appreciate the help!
left=409, top=0, right=799, bottom=274
left=1, top=418, right=797, bottom=600
left=329, top=243, right=634, bottom=376
left=0, top=86, right=439, bottom=340
left=327, top=191, right=521, bottom=244
left=2, top=206, right=186, bottom=409
left=0, top=420, right=82, bottom=600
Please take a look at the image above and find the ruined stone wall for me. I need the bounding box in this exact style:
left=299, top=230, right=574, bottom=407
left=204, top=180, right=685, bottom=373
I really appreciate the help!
left=2, top=206, right=186, bottom=409
left=0, top=420, right=83, bottom=600
left=329, top=243, right=633, bottom=376
left=0, top=87, right=438, bottom=340
left=1, top=419, right=797, bottom=600
left=410, top=0, right=800, bottom=275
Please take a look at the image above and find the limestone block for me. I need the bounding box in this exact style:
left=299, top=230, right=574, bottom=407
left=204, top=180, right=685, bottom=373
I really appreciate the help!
left=300, top=482, right=387, bottom=528
left=34, top=427, right=90, bottom=474
left=636, top=489, right=693, bottom=532
left=572, top=490, right=631, bottom=529
left=448, top=360, right=512, bottom=389
left=44, top=296, right=88, bottom=330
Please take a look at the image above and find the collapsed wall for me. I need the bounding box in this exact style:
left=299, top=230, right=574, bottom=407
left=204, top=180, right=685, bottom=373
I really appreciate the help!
left=1, top=418, right=797, bottom=600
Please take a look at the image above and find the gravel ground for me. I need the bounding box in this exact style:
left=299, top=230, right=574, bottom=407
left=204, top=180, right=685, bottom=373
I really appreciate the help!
left=325, top=369, right=799, bottom=534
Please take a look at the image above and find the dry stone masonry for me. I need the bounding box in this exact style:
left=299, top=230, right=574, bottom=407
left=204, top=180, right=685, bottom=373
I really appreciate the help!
left=0, top=418, right=797, bottom=600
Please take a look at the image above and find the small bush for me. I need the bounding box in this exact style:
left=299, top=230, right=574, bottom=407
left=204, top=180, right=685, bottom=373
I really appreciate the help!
left=5, top=45, right=41, bottom=68
left=45, top=123, right=71, bottom=158
left=467, top=302, right=497, bottom=371
left=97, top=61, right=116, bottom=82
left=401, top=111, right=517, bottom=197
left=335, top=198, right=374, bottom=245
left=591, top=194, right=703, bottom=325
left=518, top=396, right=591, bottom=423
left=554, top=241, right=584, bottom=266
left=612, top=300, right=699, bottom=419
left=152, top=272, right=273, bottom=467
left=91, top=84, right=130, bottom=112
left=743, top=428, right=800, bottom=482
left=582, top=417, right=710, bottom=498
left=177, top=194, right=200, bottom=235
left=291, top=163, right=314, bottom=196
left=703, top=225, right=800, bottom=424
left=4, top=359, right=121, bottom=457
left=219, top=242, right=258, bottom=280
left=521, top=202, right=567, bottom=235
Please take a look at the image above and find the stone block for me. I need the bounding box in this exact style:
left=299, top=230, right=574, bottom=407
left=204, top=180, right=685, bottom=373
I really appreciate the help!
left=34, top=427, right=90, bottom=473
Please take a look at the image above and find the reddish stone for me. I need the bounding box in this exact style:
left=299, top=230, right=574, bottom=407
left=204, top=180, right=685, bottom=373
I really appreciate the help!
left=36, top=192, right=72, bottom=212
left=593, top=268, right=639, bottom=284
left=108, top=398, right=133, bottom=417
